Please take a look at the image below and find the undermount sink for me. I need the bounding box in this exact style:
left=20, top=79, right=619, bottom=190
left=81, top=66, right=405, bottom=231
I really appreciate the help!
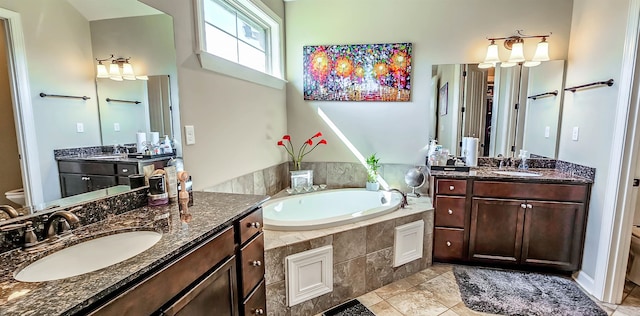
left=14, top=231, right=162, bottom=282
left=492, top=170, right=542, bottom=177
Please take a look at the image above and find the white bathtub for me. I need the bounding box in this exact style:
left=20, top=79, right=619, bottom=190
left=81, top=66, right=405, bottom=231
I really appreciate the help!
left=263, top=188, right=403, bottom=231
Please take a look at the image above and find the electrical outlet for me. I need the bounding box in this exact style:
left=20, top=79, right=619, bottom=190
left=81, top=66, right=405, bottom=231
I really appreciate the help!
left=76, top=122, right=84, bottom=133
left=572, top=126, right=579, bottom=141
left=544, top=126, right=550, bottom=138
left=185, top=125, right=196, bottom=145
left=114, top=123, right=120, bottom=132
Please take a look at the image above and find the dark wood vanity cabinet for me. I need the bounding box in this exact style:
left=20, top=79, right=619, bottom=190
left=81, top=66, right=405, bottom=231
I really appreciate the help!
left=432, top=177, right=590, bottom=272
left=86, top=207, right=265, bottom=316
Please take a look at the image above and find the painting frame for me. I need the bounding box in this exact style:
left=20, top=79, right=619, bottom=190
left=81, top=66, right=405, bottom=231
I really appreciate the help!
left=303, top=42, right=412, bottom=102
left=439, top=82, right=448, bottom=116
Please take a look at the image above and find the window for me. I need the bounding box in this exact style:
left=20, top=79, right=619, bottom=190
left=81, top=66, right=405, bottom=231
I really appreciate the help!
left=195, top=0, right=284, bottom=89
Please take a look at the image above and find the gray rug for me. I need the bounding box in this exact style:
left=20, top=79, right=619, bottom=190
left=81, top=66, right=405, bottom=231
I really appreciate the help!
left=453, top=265, right=607, bottom=316
left=322, top=299, right=375, bottom=316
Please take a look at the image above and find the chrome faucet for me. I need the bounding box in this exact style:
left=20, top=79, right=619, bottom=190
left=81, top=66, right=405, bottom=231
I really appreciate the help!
left=0, top=220, right=39, bottom=250
left=45, top=208, right=81, bottom=240
left=0, top=205, right=19, bottom=219
left=499, top=158, right=513, bottom=169
left=387, top=188, right=408, bottom=208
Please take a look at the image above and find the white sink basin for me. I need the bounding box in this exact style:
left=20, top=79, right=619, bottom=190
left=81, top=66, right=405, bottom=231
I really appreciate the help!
left=88, top=155, right=123, bottom=160
left=492, top=170, right=542, bottom=177
left=14, top=231, right=162, bottom=282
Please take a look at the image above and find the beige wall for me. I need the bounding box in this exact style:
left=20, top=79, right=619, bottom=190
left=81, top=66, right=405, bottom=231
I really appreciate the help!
left=284, top=0, right=573, bottom=166
left=559, top=0, right=632, bottom=286
left=0, top=22, right=23, bottom=207
left=141, top=0, right=288, bottom=190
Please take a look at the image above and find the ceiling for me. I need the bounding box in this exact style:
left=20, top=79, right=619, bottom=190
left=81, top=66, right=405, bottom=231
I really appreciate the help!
left=66, top=0, right=162, bottom=21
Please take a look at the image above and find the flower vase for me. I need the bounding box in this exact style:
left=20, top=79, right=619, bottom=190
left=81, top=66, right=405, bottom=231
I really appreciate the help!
left=366, top=182, right=379, bottom=191
left=290, top=169, right=313, bottom=190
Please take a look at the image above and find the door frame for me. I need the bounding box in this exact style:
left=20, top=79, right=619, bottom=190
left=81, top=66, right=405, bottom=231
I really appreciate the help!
left=0, top=8, right=43, bottom=207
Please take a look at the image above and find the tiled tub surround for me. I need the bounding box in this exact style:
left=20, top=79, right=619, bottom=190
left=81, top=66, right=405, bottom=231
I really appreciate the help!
left=204, top=161, right=429, bottom=196
left=263, top=196, right=434, bottom=316
left=0, top=191, right=268, bottom=316
left=0, top=187, right=148, bottom=254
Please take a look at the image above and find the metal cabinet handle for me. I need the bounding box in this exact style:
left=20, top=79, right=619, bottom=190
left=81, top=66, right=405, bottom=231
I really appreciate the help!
left=446, top=241, right=451, bottom=247
left=520, top=203, right=527, bottom=209
left=251, top=260, right=262, bottom=267
left=527, top=204, right=532, bottom=209
left=449, top=185, right=455, bottom=191
left=254, top=308, right=265, bottom=315
left=448, top=209, right=453, bottom=215
left=82, top=176, right=90, bottom=181
left=122, top=168, right=128, bottom=173
left=248, top=222, right=261, bottom=229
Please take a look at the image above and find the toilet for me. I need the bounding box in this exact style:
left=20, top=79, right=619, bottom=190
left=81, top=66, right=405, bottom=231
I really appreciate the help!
left=5, top=188, right=25, bottom=207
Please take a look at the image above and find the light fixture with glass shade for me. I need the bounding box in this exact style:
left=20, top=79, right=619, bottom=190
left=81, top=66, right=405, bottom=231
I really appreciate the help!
left=479, top=30, right=551, bottom=68
left=95, top=54, right=148, bottom=81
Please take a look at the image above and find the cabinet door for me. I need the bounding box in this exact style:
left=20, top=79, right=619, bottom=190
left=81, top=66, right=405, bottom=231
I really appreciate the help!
left=469, top=198, right=524, bottom=264
left=162, top=256, right=239, bottom=316
left=60, top=174, right=90, bottom=197
left=521, top=201, right=585, bottom=271
left=88, top=175, right=118, bottom=191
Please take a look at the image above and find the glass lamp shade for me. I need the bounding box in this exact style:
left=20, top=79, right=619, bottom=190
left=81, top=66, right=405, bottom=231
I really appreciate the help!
left=478, top=62, right=495, bottom=69
left=500, top=62, right=517, bottom=68
left=109, top=63, right=123, bottom=81
left=507, top=41, right=526, bottom=63
left=523, top=61, right=541, bottom=67
left=96, top=63, right=109, bottom=78
left=122, top=62, right=136, bottom=80
left=482, top=41, right=501, bottom=64
left=532, top=39, right=550, bottom=62
left=135, top=75, right=149, bottom=80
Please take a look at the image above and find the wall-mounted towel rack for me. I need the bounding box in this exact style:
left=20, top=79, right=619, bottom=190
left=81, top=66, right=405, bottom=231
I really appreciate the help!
left=564, top=79, right=614, bottom=93
left=39, top=92, right=90, bottom=100
left=527, top=90, right=558, bottom=100
left=106, top=98, right=141, bottom=104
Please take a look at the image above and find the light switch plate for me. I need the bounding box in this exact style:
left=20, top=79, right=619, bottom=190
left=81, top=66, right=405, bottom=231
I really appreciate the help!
left=185, top=125, right=196, bottom=145
left=76, top=122, right=84, bottom=133
left=544, top=126, right=550, bottom=138
left=114, top=123, right=120, bottom=132
left=572, top=126, right=579, bottom=141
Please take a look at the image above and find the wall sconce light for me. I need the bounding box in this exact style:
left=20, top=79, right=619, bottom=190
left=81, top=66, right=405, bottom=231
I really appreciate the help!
left=479, top=30, right=551, bottom=69
left=95, top=54, right=148, bottom=81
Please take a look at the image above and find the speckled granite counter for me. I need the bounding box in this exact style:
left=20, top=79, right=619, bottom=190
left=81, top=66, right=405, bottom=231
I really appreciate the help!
left=0, top=191, right=269, bottom=316
left=428, top=167, right=593, bottom=184
left=55, top=154, right=173, bottom=164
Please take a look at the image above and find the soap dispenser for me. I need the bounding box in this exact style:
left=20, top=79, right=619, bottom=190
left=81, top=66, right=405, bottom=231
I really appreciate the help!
left=162, top=135, right=173, bottom=154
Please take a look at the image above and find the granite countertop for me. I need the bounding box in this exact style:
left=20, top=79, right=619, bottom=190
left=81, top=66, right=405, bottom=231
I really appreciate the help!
left=56, top=154, right=173, bottom=164
left=0, top=191, right=269, bottom=316
left=429, top=167, right=593, bottom=184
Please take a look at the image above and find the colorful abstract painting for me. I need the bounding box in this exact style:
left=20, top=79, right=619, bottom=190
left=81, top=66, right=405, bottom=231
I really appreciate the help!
left=303, top=43, right=412, bottom=101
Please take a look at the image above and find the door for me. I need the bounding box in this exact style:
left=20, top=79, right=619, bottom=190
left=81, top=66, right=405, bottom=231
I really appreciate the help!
left=521, top=200, right=585, bottom=271
left=469, top=198, right=524, bottom=263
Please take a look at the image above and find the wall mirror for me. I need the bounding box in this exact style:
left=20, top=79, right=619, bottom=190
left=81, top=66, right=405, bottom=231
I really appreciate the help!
left=431, top=60, right=565, bottom=159
left=1, top=2, right=180, bottom=222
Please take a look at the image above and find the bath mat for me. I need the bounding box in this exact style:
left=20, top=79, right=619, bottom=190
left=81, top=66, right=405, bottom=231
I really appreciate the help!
left=453, top=265, right=607, bottom=316
left=322, top=299, right=375, bottom=316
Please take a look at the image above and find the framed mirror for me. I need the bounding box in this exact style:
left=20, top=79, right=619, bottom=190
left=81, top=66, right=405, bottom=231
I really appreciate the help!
left=431, top=60, right=565, bottom=159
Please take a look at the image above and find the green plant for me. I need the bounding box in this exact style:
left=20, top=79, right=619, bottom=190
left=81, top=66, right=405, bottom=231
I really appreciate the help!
left=366, top=153, right=380, bottom=183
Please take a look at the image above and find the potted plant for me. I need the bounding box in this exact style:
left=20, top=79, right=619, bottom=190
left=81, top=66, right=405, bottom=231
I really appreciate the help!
left=366, top=153, right=380, bottom=191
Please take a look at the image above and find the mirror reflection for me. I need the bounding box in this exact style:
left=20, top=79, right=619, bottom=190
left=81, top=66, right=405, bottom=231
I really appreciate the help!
left=431, top=60, right=565, bottom=159
left=1, top=2, right=180, bottom=221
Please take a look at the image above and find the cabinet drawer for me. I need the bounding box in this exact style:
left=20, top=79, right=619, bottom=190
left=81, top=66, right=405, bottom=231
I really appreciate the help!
left=240, top=232, right=265, bottom=299
left=436, top=179, right=467, bottom=195
left=243, top=280, right=266, bottom=316
left=435, top=196, right=466, bottom=228
left=116, top=163, right=138, bottom=176
left=58, top=161, right=116, bottom=175
left=434, top=228, right=464, bottom=260
left=473, top=181, right=588, bottom=202
left=238, top=208, right=263, bottom=245
left=90, top=227, right=235, bottom=315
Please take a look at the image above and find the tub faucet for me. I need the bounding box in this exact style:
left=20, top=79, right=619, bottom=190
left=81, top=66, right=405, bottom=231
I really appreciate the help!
left=387, top=188, right=408, bottom=208
left=0, top=205, right=19, bottom=219
left=45, top=208, right=81, bottom=240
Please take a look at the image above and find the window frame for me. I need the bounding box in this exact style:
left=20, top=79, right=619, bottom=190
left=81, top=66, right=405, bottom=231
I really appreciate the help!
left=194, top=0, right=285, bottom=89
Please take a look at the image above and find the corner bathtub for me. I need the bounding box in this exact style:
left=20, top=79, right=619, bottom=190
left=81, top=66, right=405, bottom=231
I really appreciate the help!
left=263, top=188, right=403, bottom=231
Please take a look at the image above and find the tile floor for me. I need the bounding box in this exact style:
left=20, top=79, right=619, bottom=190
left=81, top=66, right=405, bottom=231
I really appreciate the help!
left=317, top=263, right=640, bottom=316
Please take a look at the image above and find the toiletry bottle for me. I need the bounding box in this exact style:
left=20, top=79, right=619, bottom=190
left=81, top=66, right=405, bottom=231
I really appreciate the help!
left=162, top=135, right=173, bottom=154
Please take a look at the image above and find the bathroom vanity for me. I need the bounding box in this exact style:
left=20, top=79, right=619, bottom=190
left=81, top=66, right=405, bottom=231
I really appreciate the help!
left=0, top=191, right=268, bottom=316
left=56, top=155, right=172, bottom=197
left=430, top=168, right=592, bottom=272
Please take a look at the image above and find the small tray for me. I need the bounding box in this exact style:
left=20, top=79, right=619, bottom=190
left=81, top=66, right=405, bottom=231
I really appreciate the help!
left=429, top=165, right=470, bottom=172
left=127, top=152, right=174, bottom=159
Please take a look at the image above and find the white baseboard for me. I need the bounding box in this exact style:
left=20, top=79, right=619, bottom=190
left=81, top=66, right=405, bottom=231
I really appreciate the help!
left=574, top=271, right=598, bottom=299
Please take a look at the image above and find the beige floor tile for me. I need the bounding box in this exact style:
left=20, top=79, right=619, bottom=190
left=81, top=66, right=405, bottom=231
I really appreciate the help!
left=438, top=311, right=460, bottom=316
left=427, top=263, right=453, bottom=275
left=597, top=301, right=618, bottom=316
left=385, top=287, right=449, bottom=316
left=417, top=274, right=462, bottom=308
left=405, top=270, right=437, bottom=286
left=616, top=305, right=640, bottom=315
left=369, top=301, right=404, bottom=316
left=450, top=302, right=501, bottom=316
left=374, top=279, right=414, bottom=299
left=357, top=291, right=384, bottom=307
left=622, top=286, right=640, bottom=306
